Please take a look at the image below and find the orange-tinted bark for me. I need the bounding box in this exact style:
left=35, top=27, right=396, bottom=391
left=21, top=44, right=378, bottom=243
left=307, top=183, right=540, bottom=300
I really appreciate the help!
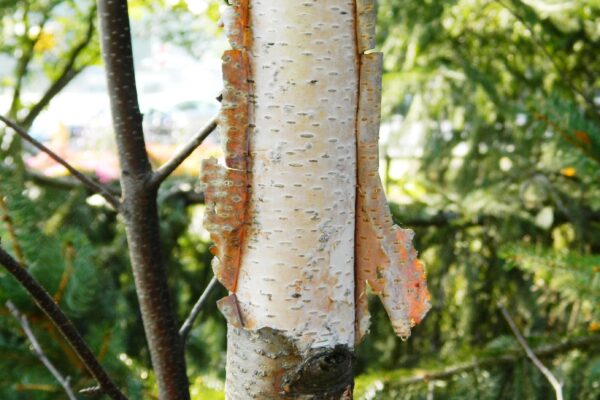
left=355, top=53, right=431, bottom=343
left=200, top=158, right=248, bottom=292
left=221, top=49, right=251, bottom=171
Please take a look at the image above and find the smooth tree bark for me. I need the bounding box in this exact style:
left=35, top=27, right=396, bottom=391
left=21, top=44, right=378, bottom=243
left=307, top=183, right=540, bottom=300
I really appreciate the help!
left=202, top=1, right=431, bottom=398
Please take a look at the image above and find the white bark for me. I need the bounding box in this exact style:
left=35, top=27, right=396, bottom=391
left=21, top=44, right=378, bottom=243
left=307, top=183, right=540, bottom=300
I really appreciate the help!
left=234, top=0, right=359, bottom=351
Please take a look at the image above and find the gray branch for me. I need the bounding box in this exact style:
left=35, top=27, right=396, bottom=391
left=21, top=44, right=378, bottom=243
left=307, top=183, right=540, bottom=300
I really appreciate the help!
left=6, top=301, right=78, bottom=400
left=149, top=115, right=218, bottom=188
left=374, top=334, right=599, bottom=389
left=499, top=304, right=563, bottom=400
left=22, top=3, right=98, bottom=129
left=179, top=276, right=219, bottom=342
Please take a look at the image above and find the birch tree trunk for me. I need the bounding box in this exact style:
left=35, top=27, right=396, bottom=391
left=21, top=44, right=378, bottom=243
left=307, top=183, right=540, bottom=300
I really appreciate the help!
left=202, top=1, right=431, bottom=398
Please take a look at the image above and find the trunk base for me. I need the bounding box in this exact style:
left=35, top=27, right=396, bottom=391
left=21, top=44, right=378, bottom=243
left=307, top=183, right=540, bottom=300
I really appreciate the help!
left=226, top=326, right=354, bottom=399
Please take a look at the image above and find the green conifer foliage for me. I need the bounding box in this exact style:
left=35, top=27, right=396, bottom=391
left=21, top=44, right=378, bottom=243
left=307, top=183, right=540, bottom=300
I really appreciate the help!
left=351, top=0, right=600, bottom=398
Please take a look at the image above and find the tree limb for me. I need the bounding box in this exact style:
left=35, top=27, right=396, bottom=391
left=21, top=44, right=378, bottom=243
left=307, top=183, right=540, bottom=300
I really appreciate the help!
left=0, top=246, right=127, bottom=400
left=6, top=301, right=78, bottom=400
left=0, top=116, right=121, bottom=210
left=97, top=0, right=190, bottom=398
left=499, top=304, right=564, bottom=400
left=149, top=115, right=218, bottom=188
left=179, top=275, right=219, bottom=342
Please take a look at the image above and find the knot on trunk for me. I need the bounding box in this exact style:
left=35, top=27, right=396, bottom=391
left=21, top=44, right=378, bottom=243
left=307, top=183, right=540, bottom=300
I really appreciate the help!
left=280, top=345, right=355, bottom=398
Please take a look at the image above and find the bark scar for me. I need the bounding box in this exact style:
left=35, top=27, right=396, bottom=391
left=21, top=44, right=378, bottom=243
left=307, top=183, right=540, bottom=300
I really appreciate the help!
left=354, top=52, right=431, bottom=344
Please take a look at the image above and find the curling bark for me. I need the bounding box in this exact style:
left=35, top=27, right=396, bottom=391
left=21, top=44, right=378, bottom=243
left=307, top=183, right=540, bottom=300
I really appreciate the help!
left=203, top=1, right=431, bottom=398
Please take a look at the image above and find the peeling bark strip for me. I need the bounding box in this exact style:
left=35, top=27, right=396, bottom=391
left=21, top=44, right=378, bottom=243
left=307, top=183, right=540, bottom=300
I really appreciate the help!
left=200, top=159, right=248, bottom=291
left=220, top=0, right=250, bottom=50
left=217, top=294, right=245, bottom=329
left=221, top=49, right=251, bottom=171
left=201, top=0, right=252, bottom=293
left=354, top=53, right=431, bottom=343
left=355, top=0, right=377, bottom=53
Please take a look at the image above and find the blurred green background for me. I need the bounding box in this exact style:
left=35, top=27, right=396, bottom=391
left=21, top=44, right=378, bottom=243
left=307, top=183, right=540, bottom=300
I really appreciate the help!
left=1, top=0, right=599, bottom=399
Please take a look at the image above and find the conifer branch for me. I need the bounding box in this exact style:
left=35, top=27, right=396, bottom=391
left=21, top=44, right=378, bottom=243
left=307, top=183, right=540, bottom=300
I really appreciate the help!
left=375, top=334, right=599, bottom=388
left=0, top=246, right=127, bottom=400
left=149, top=115, right=218, bottom=188
left=0, top=116, right=121, bottom=210
left=6, top=301, right=78, bottom=400
left=499, top=304, right=564, bottom=400
left=495, top=0, right=599, bottom=117
left=179, top=275, right=219, bottom=342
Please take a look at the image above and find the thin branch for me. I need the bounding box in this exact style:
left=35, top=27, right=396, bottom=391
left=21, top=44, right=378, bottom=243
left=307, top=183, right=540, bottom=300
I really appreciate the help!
left=179, top=276, right=219, bottom=342
left=0, top=116, right=121, bottom=210
left=22, top=168, right=121, bottom=197
left=6, top=300, right=78, bottom=400
left=80, top=385, right=102, bottom=397
left=0, top=246, right=127, bottom=400
left=499, top=304, right=563, bottom=400
left=149, top=115, right=218, bottom=188
left=7, top=1, right=55, bottom=120
left=22, top=3, right=98, bottom=129
left=379, top=334, right=600, bottom=388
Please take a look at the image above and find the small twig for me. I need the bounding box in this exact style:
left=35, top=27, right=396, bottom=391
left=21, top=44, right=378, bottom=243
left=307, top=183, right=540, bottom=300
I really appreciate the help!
left=21, top=3, right=98, bottom=129
left=0, top=246, right=127, bottom=400
left=6, top=301, right=78, bottom=400
left=0, top=196, right=26, bottom=266
left=0, top=116, right=121, bottom=211
left=80, top=385, right=102, bottom=397
left=149, top=115, right=218, bottom=188
left=499, top=304, right=563, bottom=400
left=179, top=276, right=219, bottom=342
